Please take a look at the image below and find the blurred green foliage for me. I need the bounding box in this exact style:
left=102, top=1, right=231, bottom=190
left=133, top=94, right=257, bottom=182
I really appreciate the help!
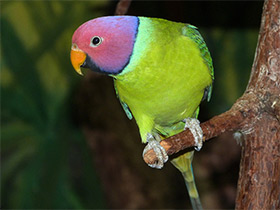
left=1, top=0, right=259, bottom=209
left=204, top=28, right=258, bottom=116
left=1, top=1, right=109, bottom=208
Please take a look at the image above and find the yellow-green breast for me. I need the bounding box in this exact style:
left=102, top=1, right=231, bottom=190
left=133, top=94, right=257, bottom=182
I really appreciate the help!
left=114, top=17, right=213, bottom=142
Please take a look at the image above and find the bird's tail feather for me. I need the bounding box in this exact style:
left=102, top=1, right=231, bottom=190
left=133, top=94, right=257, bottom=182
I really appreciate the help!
left=171, top=151, right=202, bottom=210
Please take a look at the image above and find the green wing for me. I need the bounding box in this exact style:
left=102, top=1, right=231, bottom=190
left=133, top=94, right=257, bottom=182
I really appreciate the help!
left=182, top=24, right=214, bottom=101
left=114, top=80, right=133, bottom=120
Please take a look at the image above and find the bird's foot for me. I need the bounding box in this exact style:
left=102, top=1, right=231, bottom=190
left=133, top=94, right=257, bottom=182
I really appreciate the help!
left=183, top=118, right=203, bottom=151
left=142, top=133, right=168, bottom=169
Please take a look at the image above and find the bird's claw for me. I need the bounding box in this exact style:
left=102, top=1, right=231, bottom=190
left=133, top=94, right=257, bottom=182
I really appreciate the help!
left=184, top=118, right=203, bottom=151
left=142, top=134, right=168, bottom=169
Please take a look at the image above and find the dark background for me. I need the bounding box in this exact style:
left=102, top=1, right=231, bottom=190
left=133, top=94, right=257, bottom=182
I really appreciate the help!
left=1, top=0, right=263, bottom=209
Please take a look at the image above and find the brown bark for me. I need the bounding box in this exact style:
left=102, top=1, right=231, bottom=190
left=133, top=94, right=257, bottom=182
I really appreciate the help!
left=235, top=0, right=280, bottom=208
left=143, top=0, right=280, bottom=209
left=115, top=0, right=131, bottom=15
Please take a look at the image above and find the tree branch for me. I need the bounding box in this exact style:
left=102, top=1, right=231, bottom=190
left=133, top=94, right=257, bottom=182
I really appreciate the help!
left=115, top=0, right=132, bottom=15
left=143, top=91, right=279, bottom=165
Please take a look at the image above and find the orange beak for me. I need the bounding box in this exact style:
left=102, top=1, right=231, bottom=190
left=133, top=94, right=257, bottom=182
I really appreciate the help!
left=70, top=44, right=86, bottom=75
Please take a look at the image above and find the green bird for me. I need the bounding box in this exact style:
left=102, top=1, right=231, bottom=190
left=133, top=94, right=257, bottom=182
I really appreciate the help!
left=70, top=16, right=214, bottom=209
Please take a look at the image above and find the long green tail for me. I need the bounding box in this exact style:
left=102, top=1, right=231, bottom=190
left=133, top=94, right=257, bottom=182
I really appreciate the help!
left=171, top=151, right=202, bottom=210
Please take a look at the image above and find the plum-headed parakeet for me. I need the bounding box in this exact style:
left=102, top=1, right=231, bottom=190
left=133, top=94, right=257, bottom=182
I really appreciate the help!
left=70, top=16, right=214, bottom=209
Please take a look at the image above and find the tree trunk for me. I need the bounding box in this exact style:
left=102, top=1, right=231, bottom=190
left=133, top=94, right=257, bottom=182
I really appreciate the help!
left=235, top=0, right=280, bottom=208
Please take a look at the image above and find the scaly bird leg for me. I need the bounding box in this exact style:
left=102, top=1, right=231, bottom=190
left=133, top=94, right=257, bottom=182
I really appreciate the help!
left=142, top=133, right=168, bottom=169
left=183, top=118, right=203, bottom=151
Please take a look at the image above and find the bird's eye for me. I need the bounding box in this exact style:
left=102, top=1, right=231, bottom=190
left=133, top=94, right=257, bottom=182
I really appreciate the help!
left=90, top=36, right=102, bottom=47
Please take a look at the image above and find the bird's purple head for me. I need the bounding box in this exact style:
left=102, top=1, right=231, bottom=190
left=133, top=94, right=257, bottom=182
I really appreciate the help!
left=71, top=16, right=139, bottom=75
